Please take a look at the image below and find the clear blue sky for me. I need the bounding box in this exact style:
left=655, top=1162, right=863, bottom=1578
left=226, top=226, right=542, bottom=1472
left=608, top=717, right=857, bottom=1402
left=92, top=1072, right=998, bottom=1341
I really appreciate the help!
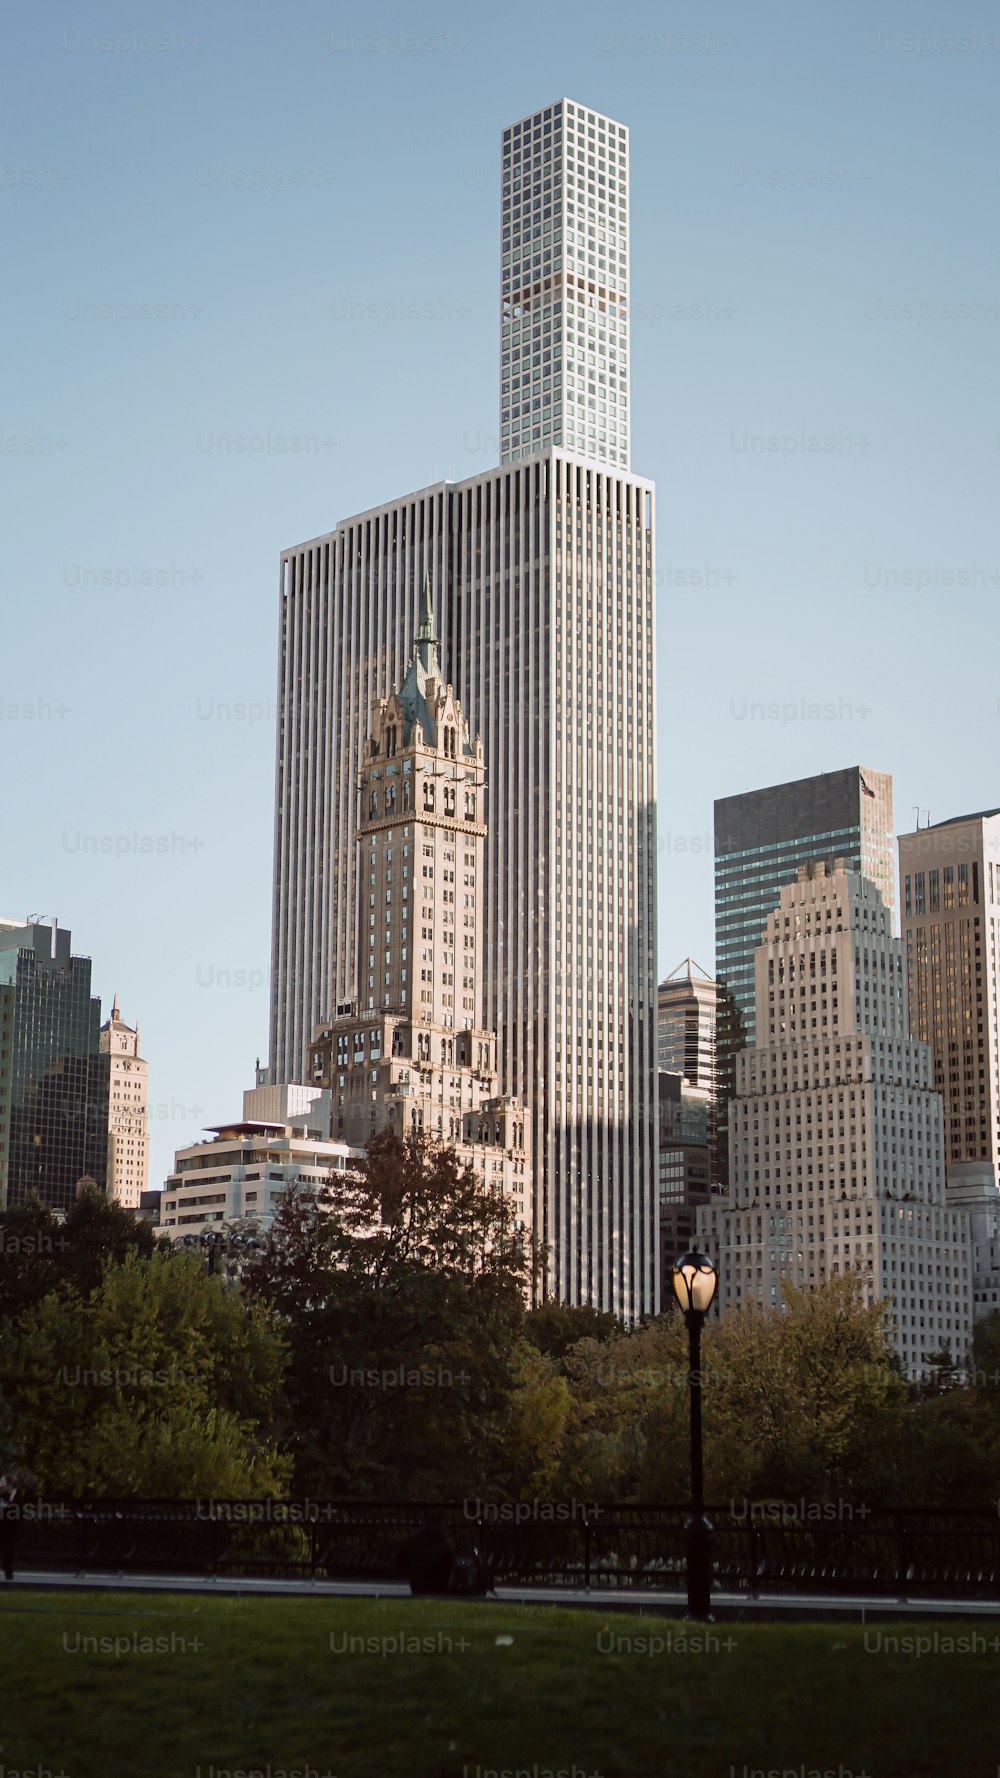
left=3, top=0, right=998, bottom=1190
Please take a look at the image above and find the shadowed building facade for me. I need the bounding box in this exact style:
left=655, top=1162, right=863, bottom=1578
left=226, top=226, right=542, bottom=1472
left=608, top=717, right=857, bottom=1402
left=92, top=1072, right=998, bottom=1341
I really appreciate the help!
left=0, top=920, right=107, bottom=1211
left=899, top=809, right=1000, bottom=1320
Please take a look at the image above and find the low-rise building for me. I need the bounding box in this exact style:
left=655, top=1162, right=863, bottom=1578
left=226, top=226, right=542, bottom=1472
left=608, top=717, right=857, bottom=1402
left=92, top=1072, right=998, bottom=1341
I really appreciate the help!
left=157, top=1081, right=351, bottom=1236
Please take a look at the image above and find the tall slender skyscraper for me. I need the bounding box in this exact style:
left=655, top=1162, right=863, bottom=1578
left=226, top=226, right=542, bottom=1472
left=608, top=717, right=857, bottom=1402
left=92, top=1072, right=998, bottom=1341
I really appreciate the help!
left=501, top=100, right=629, bottom=468
left=268, top=100, right=657, bottom=1319
left=713, top=766, right=894, bottom=1182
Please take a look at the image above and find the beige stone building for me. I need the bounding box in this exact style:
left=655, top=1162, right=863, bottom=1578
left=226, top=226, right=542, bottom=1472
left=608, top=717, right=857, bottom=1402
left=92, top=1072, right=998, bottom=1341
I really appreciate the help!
left=99, top=994, right=148, bottom=1209
left=899, top=809, right=1000, bottom=1319
left=697, top=859, right=973, bottom=1376
left=309, top=586, right=532, bottom=1241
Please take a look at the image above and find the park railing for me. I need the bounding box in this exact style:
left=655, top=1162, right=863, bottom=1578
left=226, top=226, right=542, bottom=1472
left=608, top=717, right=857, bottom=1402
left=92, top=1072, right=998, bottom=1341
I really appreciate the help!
left=8, top=1500, right=1000, bottom=1600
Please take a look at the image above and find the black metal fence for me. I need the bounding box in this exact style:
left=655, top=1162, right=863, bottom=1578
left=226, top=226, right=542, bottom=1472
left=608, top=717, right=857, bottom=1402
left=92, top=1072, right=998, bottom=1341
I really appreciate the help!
left=7, top=1500, right=1000, bottom=1599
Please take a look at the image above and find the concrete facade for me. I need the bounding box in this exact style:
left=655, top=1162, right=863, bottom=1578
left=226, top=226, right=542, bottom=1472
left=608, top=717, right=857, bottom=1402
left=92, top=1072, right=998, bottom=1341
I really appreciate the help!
left=158, top=1116, right=353, bottom=1236
left=899, top=810, right=1000, bottom=1325
left=698, top=860, right=973, bottom=1376
left=899, top=811, right=1000, bottom=1183
left=713, top=765, right=895, bottom=1185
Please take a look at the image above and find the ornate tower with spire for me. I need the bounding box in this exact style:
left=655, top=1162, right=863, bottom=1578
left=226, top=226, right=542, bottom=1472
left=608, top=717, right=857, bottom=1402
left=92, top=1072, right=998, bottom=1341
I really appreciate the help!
left=309, top=585, right=531, bottom=1235
left=98, top=994, right=149, bottom=1208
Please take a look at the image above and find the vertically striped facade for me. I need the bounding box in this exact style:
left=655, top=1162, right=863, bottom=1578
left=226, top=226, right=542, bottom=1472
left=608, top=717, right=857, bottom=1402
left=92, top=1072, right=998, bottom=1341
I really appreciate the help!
left=269, top=450, right=658, bottom=1319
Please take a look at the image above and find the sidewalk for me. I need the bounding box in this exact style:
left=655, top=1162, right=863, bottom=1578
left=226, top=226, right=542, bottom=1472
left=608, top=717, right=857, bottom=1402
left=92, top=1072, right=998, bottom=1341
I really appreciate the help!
left=5, top=1567, right=1000, bottom=1622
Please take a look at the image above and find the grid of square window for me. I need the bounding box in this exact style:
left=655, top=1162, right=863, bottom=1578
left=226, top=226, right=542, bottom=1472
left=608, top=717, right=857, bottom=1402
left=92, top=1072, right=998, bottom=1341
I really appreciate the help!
left=500, top=100, right=629, bottom=469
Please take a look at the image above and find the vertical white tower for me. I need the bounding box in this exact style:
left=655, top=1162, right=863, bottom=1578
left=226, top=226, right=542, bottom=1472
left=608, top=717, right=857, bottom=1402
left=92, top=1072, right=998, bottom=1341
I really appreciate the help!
left=99, top=995, right=149, bottom=1209
left=501, top=99, right=629, bottom=468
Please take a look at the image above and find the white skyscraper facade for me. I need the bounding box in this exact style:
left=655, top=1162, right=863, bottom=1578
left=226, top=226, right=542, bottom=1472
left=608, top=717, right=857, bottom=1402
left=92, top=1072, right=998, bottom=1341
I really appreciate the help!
left=697, top=860, right=973, bottom=1375
left=268, top=100, right=658, bottom=1320
left=501, top=100, right=629, bottom=469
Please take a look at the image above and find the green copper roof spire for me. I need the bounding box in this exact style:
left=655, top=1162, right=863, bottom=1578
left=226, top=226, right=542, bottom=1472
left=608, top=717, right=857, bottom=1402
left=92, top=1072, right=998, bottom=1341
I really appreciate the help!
left=416, top=573, right=439, bottom=670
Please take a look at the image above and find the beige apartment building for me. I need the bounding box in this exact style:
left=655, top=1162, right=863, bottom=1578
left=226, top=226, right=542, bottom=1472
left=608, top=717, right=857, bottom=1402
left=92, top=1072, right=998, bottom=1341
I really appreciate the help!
left=158, top=1101, right=352, bottom=1237
left=309, top=588, right=532, bottom=1242
left=899, top=809, right=1000, bottom=1318
left=698, top=859, right=973, bottom=1376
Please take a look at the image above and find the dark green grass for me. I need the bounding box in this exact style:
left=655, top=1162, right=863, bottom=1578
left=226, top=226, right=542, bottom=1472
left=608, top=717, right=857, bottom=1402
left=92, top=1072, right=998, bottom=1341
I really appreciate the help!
left=1, top=1589, right=997, bottom=1778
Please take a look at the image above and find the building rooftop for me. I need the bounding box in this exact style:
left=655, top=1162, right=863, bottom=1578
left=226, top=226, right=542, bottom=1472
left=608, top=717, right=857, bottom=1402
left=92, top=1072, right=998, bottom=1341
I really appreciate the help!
left=922, top=808, right=1000, bottom=832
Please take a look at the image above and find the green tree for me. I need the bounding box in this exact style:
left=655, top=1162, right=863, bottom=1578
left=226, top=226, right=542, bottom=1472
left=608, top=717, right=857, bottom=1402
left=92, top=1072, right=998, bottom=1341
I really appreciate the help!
left=524, top=1301, right=621, bottom=1363
left=0, top=1248, right=289, bottom=1497
left=0, top=1186, right=158, bottom=1320
left=244, top=1130, right=531, bottom=1498
left=502, top=1341, right=575, bottom=1499
left=545, top=1274, right=910, bottom=1508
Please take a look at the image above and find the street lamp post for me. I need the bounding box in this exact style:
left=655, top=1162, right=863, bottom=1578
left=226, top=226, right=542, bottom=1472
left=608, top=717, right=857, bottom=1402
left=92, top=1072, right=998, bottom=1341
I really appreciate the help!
left=670, top=1248, right=719, bottom=1621
left=184, top=1227, right=259, bottom=1279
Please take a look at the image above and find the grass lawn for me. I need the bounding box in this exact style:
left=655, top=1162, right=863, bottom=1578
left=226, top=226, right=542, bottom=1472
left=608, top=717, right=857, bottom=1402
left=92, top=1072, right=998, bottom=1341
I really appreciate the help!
left=1, top=1589, right=997, bottom=1778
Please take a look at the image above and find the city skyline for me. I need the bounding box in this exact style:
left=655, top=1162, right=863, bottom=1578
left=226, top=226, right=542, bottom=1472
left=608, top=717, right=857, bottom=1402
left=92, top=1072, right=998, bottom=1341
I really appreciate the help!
left=4, top=0, right=998, bottom=1197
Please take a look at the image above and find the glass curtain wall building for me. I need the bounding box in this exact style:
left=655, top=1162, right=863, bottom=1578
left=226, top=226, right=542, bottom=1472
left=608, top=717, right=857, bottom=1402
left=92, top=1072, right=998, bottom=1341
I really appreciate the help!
left=0, top=920, right=108, bottom=1211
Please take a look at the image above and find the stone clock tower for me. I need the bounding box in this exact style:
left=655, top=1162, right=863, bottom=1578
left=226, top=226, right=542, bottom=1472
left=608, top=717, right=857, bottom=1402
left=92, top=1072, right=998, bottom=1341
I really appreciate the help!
left=98, top=994, right=149, bottom=1208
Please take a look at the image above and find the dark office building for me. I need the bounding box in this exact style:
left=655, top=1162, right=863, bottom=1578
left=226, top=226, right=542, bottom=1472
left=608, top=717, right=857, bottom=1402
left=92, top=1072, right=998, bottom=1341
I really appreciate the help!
left=713, top=766, right=894, bottom=1183
left=657, top=1069, right=712, bottom=1275
left=0, top=920, right=108, bottom=1211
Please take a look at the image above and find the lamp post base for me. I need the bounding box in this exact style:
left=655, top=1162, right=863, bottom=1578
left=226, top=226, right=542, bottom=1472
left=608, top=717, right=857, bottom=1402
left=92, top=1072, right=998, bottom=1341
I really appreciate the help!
left=685, top=1511, right=714, bottom=1621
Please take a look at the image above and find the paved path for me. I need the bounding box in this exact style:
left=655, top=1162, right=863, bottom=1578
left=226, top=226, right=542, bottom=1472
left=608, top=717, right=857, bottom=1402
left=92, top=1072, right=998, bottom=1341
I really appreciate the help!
left=4, top=1568, right=1000, bottom=1621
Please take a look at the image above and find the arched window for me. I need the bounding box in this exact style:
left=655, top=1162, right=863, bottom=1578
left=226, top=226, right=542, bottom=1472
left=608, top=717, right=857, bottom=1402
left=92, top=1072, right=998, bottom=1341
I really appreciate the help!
left=369, top=789, right=378, bottom=817
left=386, top=785, right=396, bottom=812
left=444, top=786, right=456, bottom=816
left=423, top=783, right=435, bottom=811
left=403, top=780, right=411, bottom=810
